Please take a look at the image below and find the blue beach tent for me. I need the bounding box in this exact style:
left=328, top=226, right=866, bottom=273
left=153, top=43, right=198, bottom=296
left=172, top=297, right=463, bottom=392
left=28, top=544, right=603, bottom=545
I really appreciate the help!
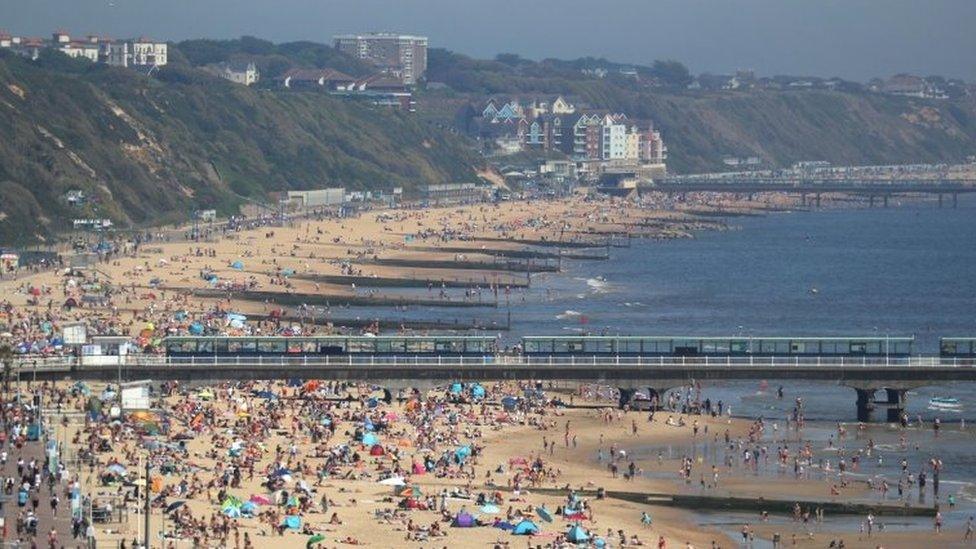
left=512, top=519, right=539, bottom=535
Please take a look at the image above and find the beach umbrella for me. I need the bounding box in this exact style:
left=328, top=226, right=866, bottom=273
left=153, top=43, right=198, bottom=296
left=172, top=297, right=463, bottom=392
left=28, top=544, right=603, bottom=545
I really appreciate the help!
left=223, top=506, right=241, bottom=518
left=397, top=485, right=422, bottom=498
left=361, top=432, right=378, bottom=446
left=449, top=383, right=463, bottom=394
left=566, top=524, right=590, bottom=543
left=306, top=533, right=326, bottom=548
left=188, top=322, right=204, bottom=335
left=241, top=501, right=256, bottom=516
left=379, top=476, right=406, bottom=487
left=282, top=515, right=302, bottom=530
left=480, top=503, right=500, bottom=514
left=470, top=384, right=486, bottom=399
left=107, top=464, right=127, bottom=475
left=501, top=396, right=518, bottom=411
left=512, top=519, right=539, bottom=535
left=494, top=521, right=515, bottom=531
left=454, top=445, right=472, bottom=463
left=165, top=501, right=186, bottom=514
left=231, top=261, right=244, bottom=270
left=535, top=505, right=553, bottom=523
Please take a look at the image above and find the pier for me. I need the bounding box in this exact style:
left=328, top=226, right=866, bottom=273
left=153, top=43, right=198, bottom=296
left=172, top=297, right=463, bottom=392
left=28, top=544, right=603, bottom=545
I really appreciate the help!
left=16, top=355, right=976, bottom=422
left=653, top=177, right=976, bottom=208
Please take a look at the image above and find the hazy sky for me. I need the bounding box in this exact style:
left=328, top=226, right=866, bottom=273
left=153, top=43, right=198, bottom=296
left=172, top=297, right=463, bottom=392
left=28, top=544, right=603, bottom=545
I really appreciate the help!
left=3, top=0, right=975, bottom=80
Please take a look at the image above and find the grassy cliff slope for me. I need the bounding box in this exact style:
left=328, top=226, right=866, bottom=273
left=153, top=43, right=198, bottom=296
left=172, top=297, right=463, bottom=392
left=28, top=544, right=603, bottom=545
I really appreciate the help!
left=0, top=50, right=480, bottom=245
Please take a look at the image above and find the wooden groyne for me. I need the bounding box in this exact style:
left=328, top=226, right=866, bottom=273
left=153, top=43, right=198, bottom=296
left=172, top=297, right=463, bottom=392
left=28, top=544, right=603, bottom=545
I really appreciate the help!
left=294, top=273, right=529, bottom=289
left=263, top=314, right=507, bottom=331
left=531, top=488, right=936, bottom=517
left=683, top=209, right=764, bottom=218
left=410, top=246, right=609, bottom=261
left=472, top=236, right=605, bottom=249
left=355, top=257, right=558, bottom=273
left=188, top=288, right=496, bottom=308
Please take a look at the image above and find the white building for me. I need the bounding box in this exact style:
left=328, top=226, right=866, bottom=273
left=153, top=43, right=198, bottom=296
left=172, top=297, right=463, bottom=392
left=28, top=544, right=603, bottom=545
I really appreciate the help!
left=211, top=61, right=260, bottom=86
left=601, top=116, right=628, bottom=160
left=104, top=37, right=168, bottom=68
left=333, top=33, right=427, bottom=85
left=129, top=38, right=167, bottom=67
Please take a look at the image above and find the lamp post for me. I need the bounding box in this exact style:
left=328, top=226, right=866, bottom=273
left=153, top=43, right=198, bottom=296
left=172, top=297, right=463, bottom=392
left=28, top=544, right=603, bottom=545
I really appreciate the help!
left=144, top=457, right=151, bottom=549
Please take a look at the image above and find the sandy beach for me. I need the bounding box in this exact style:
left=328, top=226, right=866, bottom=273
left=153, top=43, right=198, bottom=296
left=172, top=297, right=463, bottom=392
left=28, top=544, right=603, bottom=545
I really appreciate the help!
left=2, top=191, right=964, bottom=549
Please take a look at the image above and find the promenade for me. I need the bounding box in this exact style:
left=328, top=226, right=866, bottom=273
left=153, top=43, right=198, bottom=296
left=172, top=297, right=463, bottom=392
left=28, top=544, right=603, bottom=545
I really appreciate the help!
left=0, top=387, right=75, bottom=548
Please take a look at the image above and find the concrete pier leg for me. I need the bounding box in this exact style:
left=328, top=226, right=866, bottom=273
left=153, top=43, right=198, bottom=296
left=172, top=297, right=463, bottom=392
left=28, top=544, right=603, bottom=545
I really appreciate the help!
left=800, top=194, right=807, bottom=207
left=869, top=195, right=875, bottom=208
left=618, top=388, right=635, bottom=409
left=954, top=193, right=959, bottom=208
left=938, top=194, right=944, bottom=208
left=883, top=195, right=889, bottom=208
left=884, top=388, right=907, bottom=423
left=855, top=388, right=876, bottom=422
left=815, top=194, right=822, bottom=208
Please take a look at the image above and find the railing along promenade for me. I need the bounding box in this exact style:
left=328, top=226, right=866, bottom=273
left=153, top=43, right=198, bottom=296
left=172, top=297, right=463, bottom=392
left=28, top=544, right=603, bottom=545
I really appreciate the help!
left=10, top=354, right=974, bottom=371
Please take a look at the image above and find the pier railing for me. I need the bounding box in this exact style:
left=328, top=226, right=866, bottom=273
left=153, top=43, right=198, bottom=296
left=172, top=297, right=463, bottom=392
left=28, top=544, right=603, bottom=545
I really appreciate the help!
left=10, top=354, right=975, bottom=372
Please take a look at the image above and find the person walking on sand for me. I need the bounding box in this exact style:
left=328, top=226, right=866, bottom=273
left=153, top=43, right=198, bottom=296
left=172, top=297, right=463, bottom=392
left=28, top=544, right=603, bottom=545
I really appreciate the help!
left=964, top=516, right=973, bottom=542
left=935, top=510, right=943, bottom=534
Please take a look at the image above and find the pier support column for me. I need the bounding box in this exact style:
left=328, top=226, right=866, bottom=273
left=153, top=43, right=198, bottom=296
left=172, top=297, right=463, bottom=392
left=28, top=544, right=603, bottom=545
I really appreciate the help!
left=855, top=388, right=876, bottom=422
left=618, top=388, right=636, bottom=409
left=800, top=193, right=807, bottom=207
left=815, top=194, right=822, bottom=208
left=884, top=388, right=908, bottom=423
left=954, top=193, right=959, bottom=208
left=883, top=195, right=889, bottom=208
left=869, top=195, right=875, bottom=208
left=938, top=194, right=944, bottom=208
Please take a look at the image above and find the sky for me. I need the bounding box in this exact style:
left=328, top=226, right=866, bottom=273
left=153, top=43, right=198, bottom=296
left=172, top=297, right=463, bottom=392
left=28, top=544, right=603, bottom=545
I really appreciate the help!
left=3, top=0, right=975, bottom=81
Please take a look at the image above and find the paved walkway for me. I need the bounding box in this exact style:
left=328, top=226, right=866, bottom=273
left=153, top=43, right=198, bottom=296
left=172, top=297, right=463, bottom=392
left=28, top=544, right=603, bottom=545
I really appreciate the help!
left=0, top=393, right=77, bottom=548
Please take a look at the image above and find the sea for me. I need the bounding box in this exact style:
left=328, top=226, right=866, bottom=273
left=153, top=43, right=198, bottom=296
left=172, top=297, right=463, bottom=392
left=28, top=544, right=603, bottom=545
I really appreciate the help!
left=349, top=194, right=976, bottom=420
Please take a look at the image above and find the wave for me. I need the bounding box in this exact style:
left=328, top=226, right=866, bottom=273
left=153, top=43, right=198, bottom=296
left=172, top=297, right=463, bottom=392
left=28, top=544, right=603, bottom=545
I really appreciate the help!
left=586, top=276, right=610, bottom=294
left=556, top=310, right=583, bottom=320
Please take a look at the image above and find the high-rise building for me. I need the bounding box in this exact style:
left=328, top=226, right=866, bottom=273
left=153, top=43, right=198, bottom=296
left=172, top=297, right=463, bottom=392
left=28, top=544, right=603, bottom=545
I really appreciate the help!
left=333, top=33, right=427, bottom=85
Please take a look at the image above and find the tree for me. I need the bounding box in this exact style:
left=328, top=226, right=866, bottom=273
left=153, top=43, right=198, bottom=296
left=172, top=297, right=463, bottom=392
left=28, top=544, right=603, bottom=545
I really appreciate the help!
left=650, top=59, right=693, bottom=88
left=494, top=53, right=524, bottom=67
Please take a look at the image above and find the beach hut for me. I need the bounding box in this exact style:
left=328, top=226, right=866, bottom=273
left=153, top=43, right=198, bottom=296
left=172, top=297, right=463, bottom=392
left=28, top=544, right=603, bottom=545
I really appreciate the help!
left=566, top=524, right=590, bottom=543
left=452, top=511, right=476, bottom=528
left=512, top=519, right=539, bottom=535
